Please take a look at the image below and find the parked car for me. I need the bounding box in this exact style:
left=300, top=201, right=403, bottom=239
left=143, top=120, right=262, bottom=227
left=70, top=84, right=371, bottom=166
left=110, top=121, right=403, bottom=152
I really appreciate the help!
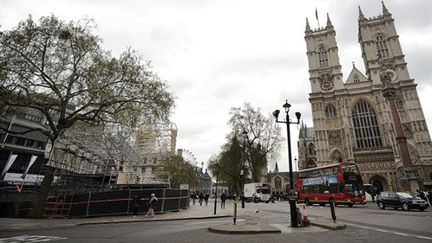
left=376, top=191, right=428, bottom=211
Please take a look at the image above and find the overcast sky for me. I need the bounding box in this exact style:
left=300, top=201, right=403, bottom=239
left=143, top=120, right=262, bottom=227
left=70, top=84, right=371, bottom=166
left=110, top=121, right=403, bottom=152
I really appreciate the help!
left=1, top=0, right=431, bottom=173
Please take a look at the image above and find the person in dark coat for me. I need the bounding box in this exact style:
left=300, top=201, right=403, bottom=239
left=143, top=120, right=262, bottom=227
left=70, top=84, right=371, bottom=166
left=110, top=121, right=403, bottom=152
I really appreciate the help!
left=132, top=195, right=140, bottom=217
left=199, top=192, right=204, bottom=206
left=220, top=191, right=227, bottom=208
left=204, top=193, right=209, bottom=206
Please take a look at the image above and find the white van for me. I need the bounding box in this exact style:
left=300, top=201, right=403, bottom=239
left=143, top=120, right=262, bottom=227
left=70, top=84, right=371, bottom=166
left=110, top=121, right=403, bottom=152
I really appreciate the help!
left=244, top=183, right=271, bottom=203
left=363, top=184, right=374, bottom=202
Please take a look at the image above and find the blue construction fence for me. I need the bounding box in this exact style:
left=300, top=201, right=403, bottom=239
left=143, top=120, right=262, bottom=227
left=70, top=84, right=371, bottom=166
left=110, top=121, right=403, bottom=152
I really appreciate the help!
left=17, top=188, right=189, bottom=218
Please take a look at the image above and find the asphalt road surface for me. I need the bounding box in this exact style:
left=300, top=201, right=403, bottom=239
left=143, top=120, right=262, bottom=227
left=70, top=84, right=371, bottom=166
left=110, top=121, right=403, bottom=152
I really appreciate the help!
left=1, top=200, right=431, bottom=243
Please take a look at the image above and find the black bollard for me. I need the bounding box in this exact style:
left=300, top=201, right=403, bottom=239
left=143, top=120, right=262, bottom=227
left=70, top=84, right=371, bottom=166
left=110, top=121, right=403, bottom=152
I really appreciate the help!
left=233, top=197, right=238, bottom=225
left=330, top=200, right=336, bottom=223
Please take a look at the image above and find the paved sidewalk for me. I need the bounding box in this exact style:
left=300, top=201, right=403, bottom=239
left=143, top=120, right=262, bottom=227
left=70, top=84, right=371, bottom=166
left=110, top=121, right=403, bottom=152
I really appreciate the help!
left=0, top=202, right=258, bottom=230
left=0, top=202, right=345, bottom=233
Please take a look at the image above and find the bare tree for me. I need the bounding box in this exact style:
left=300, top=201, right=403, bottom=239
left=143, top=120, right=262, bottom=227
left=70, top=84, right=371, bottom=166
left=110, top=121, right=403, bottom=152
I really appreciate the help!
left=0, top=15, right=174, bottom=218
left=229, top=103, right=283, bottom=182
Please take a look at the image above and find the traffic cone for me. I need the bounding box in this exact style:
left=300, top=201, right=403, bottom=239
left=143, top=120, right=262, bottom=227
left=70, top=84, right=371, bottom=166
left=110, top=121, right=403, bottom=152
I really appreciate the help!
left=302, top=205, right=310, bottom=227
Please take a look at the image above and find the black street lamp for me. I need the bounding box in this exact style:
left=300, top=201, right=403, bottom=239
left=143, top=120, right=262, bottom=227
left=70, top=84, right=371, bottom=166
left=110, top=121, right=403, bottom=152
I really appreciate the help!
left=213, top=166, right=219, bottom=215
left=241, top=130, right=247, bottom=209
left=273, top=100, right=301, bottom=227
left=240, top=169, right=245, bottom=208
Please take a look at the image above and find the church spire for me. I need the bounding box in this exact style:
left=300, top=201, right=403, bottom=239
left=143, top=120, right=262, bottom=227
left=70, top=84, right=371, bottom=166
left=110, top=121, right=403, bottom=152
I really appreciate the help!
left=305, top=17, right=311, bottom=32
left=358, top=6, right=366, bottom=21
left=274, top=162, right=279, bottom=173
left=326, top=13, right=333, bottom=28
left=382, top=1, right=391, bottom=16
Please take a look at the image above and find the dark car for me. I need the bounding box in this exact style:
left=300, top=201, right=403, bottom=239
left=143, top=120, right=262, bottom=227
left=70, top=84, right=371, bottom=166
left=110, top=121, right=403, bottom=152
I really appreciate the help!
left=376, top=191, right=428, bottom=211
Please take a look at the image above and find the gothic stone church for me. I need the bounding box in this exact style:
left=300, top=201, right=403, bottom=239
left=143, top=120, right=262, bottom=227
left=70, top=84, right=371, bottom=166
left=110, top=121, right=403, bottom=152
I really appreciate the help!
left=297, top=3, right=432, bottom=192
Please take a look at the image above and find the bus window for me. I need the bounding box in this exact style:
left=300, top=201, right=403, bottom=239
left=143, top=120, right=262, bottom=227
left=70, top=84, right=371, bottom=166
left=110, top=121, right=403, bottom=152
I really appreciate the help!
left=329, top=183, right=338, bottom=193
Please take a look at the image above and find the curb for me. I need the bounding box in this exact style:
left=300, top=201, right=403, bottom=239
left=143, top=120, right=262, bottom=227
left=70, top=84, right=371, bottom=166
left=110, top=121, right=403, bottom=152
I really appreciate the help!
left=209, top=224, right=282, bottom=234
left=310, top=220, right=346, bottom=230
left=77, top=215, right=232, bottom=226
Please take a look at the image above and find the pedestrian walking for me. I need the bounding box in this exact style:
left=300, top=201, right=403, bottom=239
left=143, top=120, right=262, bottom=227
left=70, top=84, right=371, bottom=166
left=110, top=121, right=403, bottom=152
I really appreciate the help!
left=190, top=191, right=195, bottom=205
left=191, top=191, right=196, bottom=205
left=199, top=192, right=204, bottom=206
left=220, top=191, right=227, bottom=209
left=132, top=195, right=140, bottom=218
left=145, top=193, right=158, bottom=217
left=204, top=193, right=209, bottom=206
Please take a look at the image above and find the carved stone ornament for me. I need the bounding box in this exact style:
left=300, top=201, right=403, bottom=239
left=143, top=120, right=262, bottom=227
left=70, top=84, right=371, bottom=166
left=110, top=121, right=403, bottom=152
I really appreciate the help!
left=328, top=132, right=341, bottom=147
left=319, top=73, right=334, bottom=91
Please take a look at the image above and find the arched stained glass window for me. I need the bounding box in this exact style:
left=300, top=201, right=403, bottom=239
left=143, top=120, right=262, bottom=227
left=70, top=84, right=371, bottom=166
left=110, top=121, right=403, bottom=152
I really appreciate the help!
left=376, top=35, right=389, bottom=58
left=352, top=100, right=383, bottom=148
left=318, top=45, right=329, bottom=68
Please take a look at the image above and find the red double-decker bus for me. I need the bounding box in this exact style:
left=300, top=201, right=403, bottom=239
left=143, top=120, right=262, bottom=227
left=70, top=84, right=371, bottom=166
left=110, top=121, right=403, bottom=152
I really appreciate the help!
left=297, top=162, right=366, bottom=207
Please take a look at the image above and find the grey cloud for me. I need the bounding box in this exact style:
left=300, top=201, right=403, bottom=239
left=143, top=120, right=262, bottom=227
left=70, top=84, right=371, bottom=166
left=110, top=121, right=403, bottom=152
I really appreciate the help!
left=405, top=47, right=432, bottom=85
left=391, top=0, right=432, bottom=27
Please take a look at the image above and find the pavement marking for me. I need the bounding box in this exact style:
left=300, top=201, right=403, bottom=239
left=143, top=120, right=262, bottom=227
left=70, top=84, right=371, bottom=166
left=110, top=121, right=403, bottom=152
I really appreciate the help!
left=417, top=236, right=432, bottom=240
left=346, top=222, right=432, bottom=241
left=0, top=235, right=67, bottom=243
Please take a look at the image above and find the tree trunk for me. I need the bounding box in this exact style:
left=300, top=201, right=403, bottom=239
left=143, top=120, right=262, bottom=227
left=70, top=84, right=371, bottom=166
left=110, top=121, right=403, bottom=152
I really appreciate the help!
left=31, top=172, right=54, bottom=218
left=31, top=137, right=57, bottom=219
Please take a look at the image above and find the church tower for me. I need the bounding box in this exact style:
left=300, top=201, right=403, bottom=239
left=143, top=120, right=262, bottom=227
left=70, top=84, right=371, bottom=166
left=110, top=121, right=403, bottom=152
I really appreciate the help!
left=304, top=13, right=347, bottom=165
left=357, top=2, right=432, bottom=186
left=305, top=14, right=344, bottom=93
left=301, top=3, right=432, bottom=192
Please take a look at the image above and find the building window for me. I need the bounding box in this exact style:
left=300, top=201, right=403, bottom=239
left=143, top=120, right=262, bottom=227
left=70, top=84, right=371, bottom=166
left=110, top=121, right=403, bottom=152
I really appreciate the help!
left=325, top=104, right=337, bottom=118
left=307, top=143, right=316, bottom=156
left=15, top=137, right=26, bottom=146
left=5, top=135, right=15, bottom=144
left=352, top=100, right=383, bottom=148
left=306, top=159, right=316, bottom=168
left=318, top=45, right=329, bottom=68
left=353, top=74, right=360, bottom=83
left=376, top=34, right=389, bottom=58
left=275, top=177, right=282, bottom=192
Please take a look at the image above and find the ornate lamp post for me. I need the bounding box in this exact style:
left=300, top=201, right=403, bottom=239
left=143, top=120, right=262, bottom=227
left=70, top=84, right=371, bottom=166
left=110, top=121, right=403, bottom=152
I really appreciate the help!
left=378, top=55, right=422, bottom=192
left=273, top=100, right=301, bottom=227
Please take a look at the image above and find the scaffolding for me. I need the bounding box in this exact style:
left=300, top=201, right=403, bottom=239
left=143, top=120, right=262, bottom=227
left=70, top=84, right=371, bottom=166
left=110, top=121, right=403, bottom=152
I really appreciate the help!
left=48, top=125, right=141, bottom=193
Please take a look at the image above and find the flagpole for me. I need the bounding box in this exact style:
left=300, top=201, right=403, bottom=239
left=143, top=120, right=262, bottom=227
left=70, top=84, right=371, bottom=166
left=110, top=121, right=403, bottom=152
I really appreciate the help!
left=316, top=8, right=320, bottom=28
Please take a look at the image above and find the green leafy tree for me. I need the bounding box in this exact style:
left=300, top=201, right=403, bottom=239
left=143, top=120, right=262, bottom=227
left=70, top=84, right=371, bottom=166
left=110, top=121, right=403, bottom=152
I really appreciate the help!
left=0, top=15, right=174, bottom=218
left=208, top=136, right=243, bottom=194
left=156, top=155, right=197, bottom=189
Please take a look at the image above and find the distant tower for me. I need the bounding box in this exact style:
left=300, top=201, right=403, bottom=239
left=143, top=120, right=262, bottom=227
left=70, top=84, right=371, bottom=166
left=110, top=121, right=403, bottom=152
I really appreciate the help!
left=298, top=122, right=317, bottom=169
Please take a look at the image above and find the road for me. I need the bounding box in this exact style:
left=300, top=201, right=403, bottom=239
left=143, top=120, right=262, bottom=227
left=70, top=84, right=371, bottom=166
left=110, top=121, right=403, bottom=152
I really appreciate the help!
left=0, top=200, right=431, bottom=243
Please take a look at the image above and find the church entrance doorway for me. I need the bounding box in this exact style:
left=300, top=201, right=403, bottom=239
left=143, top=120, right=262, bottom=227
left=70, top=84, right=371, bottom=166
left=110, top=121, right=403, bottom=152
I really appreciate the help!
left=369, top=175, right=387, bottom=193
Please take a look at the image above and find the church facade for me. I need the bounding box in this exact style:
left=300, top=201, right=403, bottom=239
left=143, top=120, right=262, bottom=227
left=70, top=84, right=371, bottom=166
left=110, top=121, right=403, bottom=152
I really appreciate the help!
left=298, top=3, right=432, bottom=192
